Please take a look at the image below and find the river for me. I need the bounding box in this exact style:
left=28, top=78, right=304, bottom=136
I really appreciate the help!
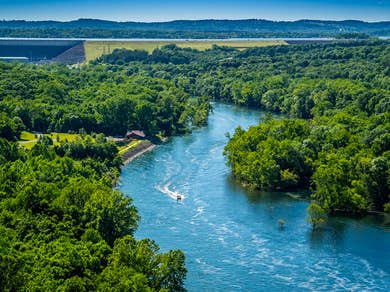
left=119, top=103, right=390, bottom=291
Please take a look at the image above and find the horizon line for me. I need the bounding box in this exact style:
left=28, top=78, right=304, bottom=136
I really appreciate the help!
left=1, top=17, right=390, bottom=24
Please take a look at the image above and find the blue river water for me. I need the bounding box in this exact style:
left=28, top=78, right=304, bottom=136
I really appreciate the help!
left=119, top=103, right=390, bottom=291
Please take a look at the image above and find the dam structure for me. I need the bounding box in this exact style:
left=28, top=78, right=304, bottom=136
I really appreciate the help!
left=0, top=39, right=85, bottom=64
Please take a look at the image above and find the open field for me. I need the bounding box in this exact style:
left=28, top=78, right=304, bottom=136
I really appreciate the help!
left=46, top=132, right=81, bottom=144
left=19, top=131, right=143, bottom=153
left=20, top=131, right=37, bottom=141
left=84, top=40, right=287, bottom=62
left=19, top=131, right=83, bottom=149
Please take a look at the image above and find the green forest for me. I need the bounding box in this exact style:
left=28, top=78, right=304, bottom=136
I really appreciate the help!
left=0, top=61, right=209, bottom=290
left=94, top=40, right=389, bottom=215
left=1, top=40, right=389, bottom=290
left=218, top=42, right=390, bottom=215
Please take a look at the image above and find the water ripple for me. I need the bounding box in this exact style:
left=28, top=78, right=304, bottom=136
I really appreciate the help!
left=120, top=103, right=390, bottom=291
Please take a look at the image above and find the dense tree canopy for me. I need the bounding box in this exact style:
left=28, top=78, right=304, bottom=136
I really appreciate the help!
left=0, top=136, right=187, bottom=291
left=1, top=38, right=390, bottom=290
left=217, top=41, right=390, bottom=215
left=93, top=40, right=389, bottom=214
left=0, top=58, right=200, bottom=290
left=0, top=61, right=209, bottom=139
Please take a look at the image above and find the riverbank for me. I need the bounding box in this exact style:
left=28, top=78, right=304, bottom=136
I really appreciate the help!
left=121, top=140, right=156, bottom=165
left=119, top=103, right=390, bottom=291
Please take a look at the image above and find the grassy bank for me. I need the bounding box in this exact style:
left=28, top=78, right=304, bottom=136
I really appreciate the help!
left=120, top=140, right=155, bottom=164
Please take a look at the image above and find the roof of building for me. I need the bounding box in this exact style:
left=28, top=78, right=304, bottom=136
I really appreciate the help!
left=126, top=130, right=146, bottom=138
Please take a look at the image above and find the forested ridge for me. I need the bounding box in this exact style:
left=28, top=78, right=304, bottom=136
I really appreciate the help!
left=0, top=18, right=389, bottom=38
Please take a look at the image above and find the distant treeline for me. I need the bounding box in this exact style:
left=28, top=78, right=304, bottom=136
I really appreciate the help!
left=0, top=18, right=389, bottom=38
left=0, top=28, right=338, bottom=39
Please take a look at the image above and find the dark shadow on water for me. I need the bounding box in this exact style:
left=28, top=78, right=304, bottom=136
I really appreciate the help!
left=331, top=213, right=390, bottom=232
left=307, top=228, right=327, bottom=249
left=226, top=174, right=310, bottom=204
left=362, top=212, right=390, bottom=230
left=307, top=219, right=348, bottom=251
left=307, top=213, right=390, bottom=254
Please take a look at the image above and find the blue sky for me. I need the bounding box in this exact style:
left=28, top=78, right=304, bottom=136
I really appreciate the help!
left=1, top=0, right=389, bottom=22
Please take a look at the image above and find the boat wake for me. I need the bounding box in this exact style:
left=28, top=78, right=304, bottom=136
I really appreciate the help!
left=156, top=183, right=185, bottom=201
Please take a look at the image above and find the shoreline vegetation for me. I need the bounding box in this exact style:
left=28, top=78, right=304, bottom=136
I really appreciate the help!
left=220, top=42, right=389, bottom=216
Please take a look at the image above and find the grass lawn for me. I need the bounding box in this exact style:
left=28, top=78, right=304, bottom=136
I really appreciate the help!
left=46, top=132, right=80, bottom=146
left=19, top=132, right=81, bottom=149
left=20, top=141, right=38, bottom=150
left=20, top=131, right=37, bottom=141
left=84, top=40, right=287, bottom=62
left=19, top=131, right=142, bottom=153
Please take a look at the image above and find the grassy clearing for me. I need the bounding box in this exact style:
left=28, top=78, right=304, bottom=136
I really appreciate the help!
left=20, top=141, right=38, bottom=150
left=19, top=131, right=143, bottom=154
left=84, top=40, right=287, bottom=62
left=47, top=132, right=80, bottom=144
left=19, top=132, right=82, bottom=149
left=20, top=131, right=37, bottom=141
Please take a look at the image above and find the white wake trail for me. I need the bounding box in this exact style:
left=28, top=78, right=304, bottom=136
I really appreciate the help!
left=156, top=183, right=185, bottom=201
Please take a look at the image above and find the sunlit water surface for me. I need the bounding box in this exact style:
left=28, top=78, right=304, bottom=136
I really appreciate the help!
left=120, top=103, right=390, bottom=291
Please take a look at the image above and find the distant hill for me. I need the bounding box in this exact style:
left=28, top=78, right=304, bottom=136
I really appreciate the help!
left=0, top=19, right=389, bottom=38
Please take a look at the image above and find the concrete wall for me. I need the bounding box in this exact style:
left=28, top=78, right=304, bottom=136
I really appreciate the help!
left=0, top=40, right=83, bottom=62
